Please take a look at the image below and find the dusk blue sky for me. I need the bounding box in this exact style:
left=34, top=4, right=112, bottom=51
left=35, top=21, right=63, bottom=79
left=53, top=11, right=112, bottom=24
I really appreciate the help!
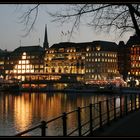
left=0, top=4, right=134, bottom=51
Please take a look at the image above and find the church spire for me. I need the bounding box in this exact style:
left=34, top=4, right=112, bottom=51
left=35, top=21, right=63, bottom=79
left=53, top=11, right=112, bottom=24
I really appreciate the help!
left=43, top=24, right=49, bottom=49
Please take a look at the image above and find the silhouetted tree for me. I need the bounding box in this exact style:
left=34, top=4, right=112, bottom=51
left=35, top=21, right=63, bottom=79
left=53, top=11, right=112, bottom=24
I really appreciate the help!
left=18, top=4, right=140, bottom=39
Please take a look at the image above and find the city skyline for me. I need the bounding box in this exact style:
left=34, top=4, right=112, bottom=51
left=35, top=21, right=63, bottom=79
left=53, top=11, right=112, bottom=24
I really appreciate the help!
left=0, top=4, right=134, bottom=51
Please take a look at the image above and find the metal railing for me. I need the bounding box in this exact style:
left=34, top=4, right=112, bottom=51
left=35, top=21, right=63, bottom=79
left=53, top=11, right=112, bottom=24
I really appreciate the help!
left=14, top=94, right=140, bottom=136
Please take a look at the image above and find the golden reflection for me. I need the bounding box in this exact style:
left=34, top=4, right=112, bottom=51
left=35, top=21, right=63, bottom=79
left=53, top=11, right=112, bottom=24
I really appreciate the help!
left=14, top=95, right=32, bottom=132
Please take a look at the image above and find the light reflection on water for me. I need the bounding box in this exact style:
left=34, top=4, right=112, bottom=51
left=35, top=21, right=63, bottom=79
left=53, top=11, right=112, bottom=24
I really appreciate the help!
left=0, top=92, right=132, bottom=136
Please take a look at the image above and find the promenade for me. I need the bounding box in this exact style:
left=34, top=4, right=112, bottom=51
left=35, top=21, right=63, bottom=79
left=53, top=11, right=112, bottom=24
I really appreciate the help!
left=92, top=109, right=140, bottom=137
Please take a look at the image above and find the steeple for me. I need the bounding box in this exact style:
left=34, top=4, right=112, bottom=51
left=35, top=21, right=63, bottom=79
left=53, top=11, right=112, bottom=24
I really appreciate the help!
left=43, top=24, right=49, bottom=49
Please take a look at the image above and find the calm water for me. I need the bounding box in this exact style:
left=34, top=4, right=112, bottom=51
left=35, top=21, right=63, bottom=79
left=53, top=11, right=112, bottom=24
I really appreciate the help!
left=0, top=92, right=130, bottom=136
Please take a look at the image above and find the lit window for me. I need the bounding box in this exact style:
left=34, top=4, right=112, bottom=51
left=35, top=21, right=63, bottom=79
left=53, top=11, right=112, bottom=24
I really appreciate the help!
left=18, top=65, right=21, bottom=69
left=22, top=65, right=26, bottom=69
left=19, top=60, right=22, bottom=64
left=35, top=65, right=39, bottom=68
left=86, top=47, right=90, bottom=51
left=22, top=60, right=26, bottom=64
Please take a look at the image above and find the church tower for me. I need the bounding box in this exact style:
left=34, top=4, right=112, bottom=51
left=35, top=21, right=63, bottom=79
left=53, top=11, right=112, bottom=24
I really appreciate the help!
left=43, top=24, right=49, bottom=49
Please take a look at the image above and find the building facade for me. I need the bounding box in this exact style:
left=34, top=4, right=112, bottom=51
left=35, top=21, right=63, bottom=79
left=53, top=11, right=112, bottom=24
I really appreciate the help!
left=125, top=35, right=140, bottom=86
left=85, top=41, right=120, bottom=85
left=4, top=46, right=45, bottom=82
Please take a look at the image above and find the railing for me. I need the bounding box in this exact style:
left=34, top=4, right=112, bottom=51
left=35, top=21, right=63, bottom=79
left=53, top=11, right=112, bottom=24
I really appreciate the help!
left=14, top=94, right=140, bottom=136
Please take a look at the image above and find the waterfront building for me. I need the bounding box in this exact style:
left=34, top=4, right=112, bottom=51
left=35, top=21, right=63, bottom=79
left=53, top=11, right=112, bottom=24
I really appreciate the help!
left=44, top=42, right=86, bottom=83
left=44, top=41, right=122, bottom=86
left=126, top=35, right=140, bottom=86
left=0, top=24, right=126, bottom=88
left=85, top=41, right=121, bottom=85
left=4, top=45, right=45, bottom=82
left=117, top=41, right=128, bottom=81
left=0, top=49, right=9, bottom=79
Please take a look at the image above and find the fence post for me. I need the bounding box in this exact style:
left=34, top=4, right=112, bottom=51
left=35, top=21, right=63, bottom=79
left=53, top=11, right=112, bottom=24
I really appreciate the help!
left=89, top=104, right=93, bottom=134
left=77, top=107, right=82, bottom=136
left=114, top=97, right=116, bottom=120
left=131, top=94, right=133, bottom=111
left=62, top=112, right=67, bottom=136
left=41, top=121, right=47, bottom=136
left=125, top=96, right=128, bottom=115
left=139, top=94, right=140, bottom=109
left=99, top=101, right=102, bottom=128
left=120, top=96, right=122, bottom=117
left=134, top=94, right=137, bottom=110
left=106, top=99, right=110, bottom=125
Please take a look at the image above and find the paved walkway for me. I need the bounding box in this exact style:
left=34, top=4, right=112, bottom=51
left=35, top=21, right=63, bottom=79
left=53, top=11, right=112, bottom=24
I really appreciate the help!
left=91, top=110, right=140, bottom=137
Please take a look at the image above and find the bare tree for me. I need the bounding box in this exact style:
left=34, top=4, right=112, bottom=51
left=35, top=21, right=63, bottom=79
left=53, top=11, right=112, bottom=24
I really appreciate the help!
left=18, top=4, right=140, bottom=39
left=18, top=4, right=40, bottom=37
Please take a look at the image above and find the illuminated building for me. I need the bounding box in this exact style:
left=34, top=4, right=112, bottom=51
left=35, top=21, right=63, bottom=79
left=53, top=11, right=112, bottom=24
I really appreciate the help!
left=4, top=24, right=49, bottom=84
left=0, top=49, right=9, bottom=78
left=45, top=42, right=86, bottom=82
left=0, top=24, right=128, bottom=87
left=45, top=41, right=121, bottom=85
left=85, top=41, right=121, bottom=84
left=4, top=46, right=45, bottom=82
left=117, top=41, right=128, bottom=81
left=126, top=35, right=140, bottom=84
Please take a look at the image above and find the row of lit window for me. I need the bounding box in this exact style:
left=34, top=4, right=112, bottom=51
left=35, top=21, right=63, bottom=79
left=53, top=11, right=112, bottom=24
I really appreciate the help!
left=86, top=58, right=117, bottom=62
left=86, top=75, right=102, bottom=80
left=22, top=55, right=39, bottom=59
left=46, top=49, right=76, bottom=54
left=46, top=69, right=84, bottom=74
left=5, top=69, right=44, bottom=74
left=131, top=56, right=140, bottom=61
left=86, top=69, right=116, bottom=73
left=86, top=53, right=117, bottom=57
left=131, top=64, right=140, bottom=68
left=14, top=65, right=44, bottom=69
left=131, top=71, right=140, bottom=76
left=86, top=63, right=117, bottom=67
left=0, top=61, right=4, bottom=64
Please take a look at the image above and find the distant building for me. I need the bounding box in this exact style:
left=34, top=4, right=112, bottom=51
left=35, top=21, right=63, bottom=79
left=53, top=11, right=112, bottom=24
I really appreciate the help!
left=118, top=41, right=128, bottom=81
left=4, top=45, right=45, bottom=81
left=0, top=24, right=132, bottom=87
left=126, top=35, right=140, bottom=84
left=44, top=42, right=86, bottom=82
left=0, top=49, right=9, bottom=78
left=44, top=41, right=121, bottom=85
left=85, top=41, right=120, bottom=84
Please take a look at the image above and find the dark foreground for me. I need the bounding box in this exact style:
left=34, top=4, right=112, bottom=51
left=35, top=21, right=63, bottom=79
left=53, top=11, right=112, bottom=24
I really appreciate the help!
left=90, top=109, right=140, bottom=137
